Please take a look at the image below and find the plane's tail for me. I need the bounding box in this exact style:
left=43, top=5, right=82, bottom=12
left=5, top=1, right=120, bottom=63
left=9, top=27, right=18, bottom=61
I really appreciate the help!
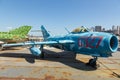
left=41, top=25, right=50, bottom=40
left=9, top=25, right=32, bottom=36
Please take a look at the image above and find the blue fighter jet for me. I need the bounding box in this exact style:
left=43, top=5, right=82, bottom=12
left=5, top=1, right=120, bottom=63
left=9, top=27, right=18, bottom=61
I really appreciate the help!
left=2, top=25, right=119, bottom=68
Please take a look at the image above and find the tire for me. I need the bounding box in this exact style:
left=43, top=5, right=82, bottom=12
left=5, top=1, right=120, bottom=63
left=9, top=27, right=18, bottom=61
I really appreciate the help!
left=0, top=41, right=4, bottom=51
left=89, top=59, right=97, bottom=68
left=0, top=44, right=3, bottom=51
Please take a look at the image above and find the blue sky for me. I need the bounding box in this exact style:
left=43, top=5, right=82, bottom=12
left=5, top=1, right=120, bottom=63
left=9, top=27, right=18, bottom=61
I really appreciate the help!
left=0, top=0, right=120, bottom=35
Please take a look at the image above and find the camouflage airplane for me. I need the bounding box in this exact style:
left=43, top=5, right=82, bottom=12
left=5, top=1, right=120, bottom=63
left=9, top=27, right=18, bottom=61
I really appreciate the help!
left=0, top=25, right=31, bottom=43
left=1, top=25, right=119, bottom=68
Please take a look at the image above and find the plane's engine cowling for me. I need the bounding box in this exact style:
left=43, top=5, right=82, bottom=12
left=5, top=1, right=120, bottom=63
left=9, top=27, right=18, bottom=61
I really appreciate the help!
left=29, top=47, right=41, bottom=56
left=93, top=34, right=118, bottom=57
left=78, top=32, right=119, bottom=57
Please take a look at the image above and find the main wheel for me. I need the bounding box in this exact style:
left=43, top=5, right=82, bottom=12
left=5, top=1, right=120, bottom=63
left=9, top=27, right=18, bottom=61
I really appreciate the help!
left=0, top=44, right=3, bottom=51
left=89, top=59, right=97, bottom=67
left=0, top=41, right=4, bottom=51
left=86, top=59, right=97, bottom=68
left=40, top=51, right=44, bottom=59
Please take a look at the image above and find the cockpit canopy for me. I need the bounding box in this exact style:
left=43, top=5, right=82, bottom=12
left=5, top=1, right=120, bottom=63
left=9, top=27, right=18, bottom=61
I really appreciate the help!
left=71, top=26, right=89, bottom=33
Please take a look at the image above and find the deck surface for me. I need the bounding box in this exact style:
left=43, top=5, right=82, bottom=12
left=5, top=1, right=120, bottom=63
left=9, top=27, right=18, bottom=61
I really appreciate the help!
left=0, top=47, right=120, bottom=80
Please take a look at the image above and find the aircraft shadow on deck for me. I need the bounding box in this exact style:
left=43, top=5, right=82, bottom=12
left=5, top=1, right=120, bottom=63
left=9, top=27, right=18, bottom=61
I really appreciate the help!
left=0, top=49, right=96, bottom=71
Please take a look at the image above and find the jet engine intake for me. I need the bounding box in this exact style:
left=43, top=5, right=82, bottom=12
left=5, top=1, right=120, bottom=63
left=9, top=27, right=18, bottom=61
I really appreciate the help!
left=101, top=35, right=119, bottom=57
left=109, top=35, right=118, bottom=52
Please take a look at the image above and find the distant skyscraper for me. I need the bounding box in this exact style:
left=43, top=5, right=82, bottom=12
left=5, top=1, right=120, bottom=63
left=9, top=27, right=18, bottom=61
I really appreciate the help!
left=102, top=28, right=105, bottom=31
left=112, top=25, right=116, bottom=30
left=95, top=26, right=102, bottom=32
left=117, top=26, right=120, bottom=35
left=112, top=25, right=120, bottom=35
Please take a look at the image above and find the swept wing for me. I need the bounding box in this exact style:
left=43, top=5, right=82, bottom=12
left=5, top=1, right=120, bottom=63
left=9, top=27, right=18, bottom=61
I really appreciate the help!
left=2, top=40, right=74, bottom=47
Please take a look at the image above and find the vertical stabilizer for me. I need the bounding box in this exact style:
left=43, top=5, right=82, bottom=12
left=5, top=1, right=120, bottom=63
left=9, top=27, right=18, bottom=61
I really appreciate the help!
left=41, top=25, right=50, bottom=40
left=9, top=25, right=31, bottom=35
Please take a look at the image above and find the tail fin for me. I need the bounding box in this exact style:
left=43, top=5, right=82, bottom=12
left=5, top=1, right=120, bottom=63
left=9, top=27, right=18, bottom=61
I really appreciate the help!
left=41, top=25, right=50, bottom=40
left=9, top=25, right=31, bottom=35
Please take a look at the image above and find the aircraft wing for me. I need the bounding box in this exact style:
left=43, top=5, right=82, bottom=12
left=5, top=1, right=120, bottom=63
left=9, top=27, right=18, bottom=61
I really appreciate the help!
left=2, top=40, right=75, bottom=47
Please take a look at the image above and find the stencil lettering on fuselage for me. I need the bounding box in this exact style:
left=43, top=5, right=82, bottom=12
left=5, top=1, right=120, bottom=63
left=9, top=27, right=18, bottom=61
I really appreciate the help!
left=78, top=36, right=103, bottom=48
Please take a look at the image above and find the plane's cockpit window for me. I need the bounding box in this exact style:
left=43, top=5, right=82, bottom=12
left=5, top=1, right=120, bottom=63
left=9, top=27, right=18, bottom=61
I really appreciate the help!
left=71, top=26, right=89, bottom=33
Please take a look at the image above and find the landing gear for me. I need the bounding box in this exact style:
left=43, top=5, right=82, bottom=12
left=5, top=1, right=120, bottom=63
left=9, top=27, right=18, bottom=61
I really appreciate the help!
left=0, top=41, right=4, bottom=51
left=39, top=45, right=45, bottom=59
left=86, top=57, right=99, bottom=68
left=0, top=44, right=3, bottom=51
left=40, top=51, right=44, bottom=59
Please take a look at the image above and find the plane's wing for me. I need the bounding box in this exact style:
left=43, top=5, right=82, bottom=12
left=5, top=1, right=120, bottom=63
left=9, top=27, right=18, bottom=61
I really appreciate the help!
left=2, top=40, right=75, bottom=47
left=57, top=40, right=74, bottom=44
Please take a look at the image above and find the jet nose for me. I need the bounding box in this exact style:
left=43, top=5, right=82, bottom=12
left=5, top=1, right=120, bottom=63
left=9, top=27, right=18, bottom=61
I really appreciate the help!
left=100, top=35, right=119, bottom=57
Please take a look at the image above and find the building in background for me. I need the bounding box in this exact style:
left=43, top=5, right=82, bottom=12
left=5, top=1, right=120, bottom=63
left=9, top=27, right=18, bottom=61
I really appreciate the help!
left=89, top=27, right=95, bottom=32
left=117, top=26, right=120, bottom=35
left=111, top=25, right=120, bottom=35
left=88, top=25, right=120, bottom=41
left=102, top=28, right=105, bottom=31
left=95, top=26, right=102, bottom=32
left=112, top=25, right=116, bottom=31
left=28, top=35, right=43, bottom=42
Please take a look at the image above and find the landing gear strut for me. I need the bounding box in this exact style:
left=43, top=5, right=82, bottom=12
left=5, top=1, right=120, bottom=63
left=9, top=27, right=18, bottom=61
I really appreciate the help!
left=0, top=44, right=3, bottom=51
left=40, top=51, right=44, bottom=59
left=0, top=41, right=4, bottom=51
left=86, top=57, right=99, bottom=68
left=39, top=45, right=44, bottom=59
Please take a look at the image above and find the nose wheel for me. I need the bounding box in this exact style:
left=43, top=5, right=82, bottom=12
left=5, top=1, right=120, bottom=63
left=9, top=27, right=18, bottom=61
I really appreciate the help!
left=86, top=57, right=99, bottom=68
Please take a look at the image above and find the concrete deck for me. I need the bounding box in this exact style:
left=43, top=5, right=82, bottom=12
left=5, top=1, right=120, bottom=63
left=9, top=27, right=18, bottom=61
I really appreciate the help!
left=0, top=47, right=120, bottom=80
